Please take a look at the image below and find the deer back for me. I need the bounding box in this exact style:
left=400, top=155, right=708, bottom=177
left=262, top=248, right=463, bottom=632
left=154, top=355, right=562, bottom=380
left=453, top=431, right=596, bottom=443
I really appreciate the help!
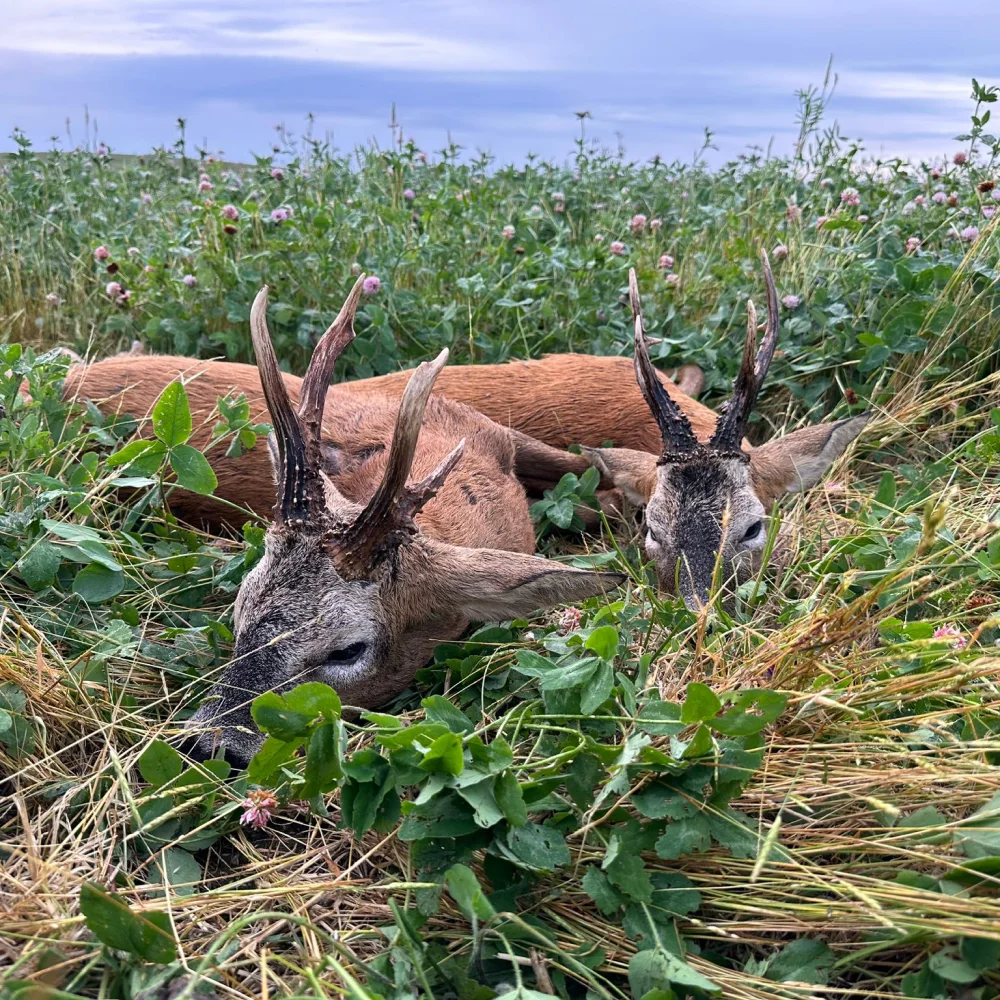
left=65, top=352, right=535, bottom=551
left=341, top=354, right=718, bottom=452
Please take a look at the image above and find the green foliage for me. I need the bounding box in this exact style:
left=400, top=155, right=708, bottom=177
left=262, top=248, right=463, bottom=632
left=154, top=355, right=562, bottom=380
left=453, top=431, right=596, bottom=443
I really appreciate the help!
left=531, top=467, right=601, bottom=536
left=3, top=83, right=1000, bottom=1000
left=79, top=882, right=177, bottom=963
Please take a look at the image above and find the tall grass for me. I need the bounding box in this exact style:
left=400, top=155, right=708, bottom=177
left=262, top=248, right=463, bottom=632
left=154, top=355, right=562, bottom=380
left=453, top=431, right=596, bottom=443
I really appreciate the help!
left=1, top=82, right=1000, bottom=1000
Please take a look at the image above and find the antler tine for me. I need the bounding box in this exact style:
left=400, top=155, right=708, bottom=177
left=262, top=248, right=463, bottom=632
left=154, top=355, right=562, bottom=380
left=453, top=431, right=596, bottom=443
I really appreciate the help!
left=341, top=349, right=456, bottom=570
left=402, top=437, right=466, bottom=519
left=299, top=274, right=364, bottom=466
left=628, top=269, right=698, bottom=457
left=755, top=247, right=780, bottom=385
left=250, top=286, right=310, bottom=522
left=710, top=249, right=781, bottom=451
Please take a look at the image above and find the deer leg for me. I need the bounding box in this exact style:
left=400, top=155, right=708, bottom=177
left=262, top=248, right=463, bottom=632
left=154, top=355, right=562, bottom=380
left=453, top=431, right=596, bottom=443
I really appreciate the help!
left=509, top=429, right=611, bottom=493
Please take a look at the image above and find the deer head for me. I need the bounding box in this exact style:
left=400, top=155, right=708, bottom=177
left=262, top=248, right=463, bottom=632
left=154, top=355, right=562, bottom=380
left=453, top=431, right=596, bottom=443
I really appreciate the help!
left=188, top=277, right=623, bottom=765
left=585, top=251, right=869, bottom=609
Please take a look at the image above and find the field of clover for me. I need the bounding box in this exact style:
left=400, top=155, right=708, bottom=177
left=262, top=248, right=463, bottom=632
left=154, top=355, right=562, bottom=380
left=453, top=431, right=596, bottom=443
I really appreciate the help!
left=1, top=77, right=1000, bottom=1000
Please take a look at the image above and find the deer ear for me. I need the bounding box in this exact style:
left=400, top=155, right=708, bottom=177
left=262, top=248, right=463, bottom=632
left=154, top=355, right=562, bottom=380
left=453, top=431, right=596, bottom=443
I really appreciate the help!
left=751, top=413, right=870, bottom=503
left=430, top=543, right=624, bottom=621
left=580, top=446, right=658, bottom=506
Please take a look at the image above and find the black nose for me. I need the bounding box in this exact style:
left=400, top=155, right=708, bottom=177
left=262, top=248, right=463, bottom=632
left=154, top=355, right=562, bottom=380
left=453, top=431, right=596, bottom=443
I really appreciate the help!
left=177, top=732, right=211, bottom=764
left=218, top=744, right=252, bottom=770
left=176, top=733, right=250, bottom=771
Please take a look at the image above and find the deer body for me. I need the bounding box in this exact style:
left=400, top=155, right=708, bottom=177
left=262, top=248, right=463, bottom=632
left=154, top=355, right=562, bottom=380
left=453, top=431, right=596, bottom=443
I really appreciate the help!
left=62, top=353, right=707, bottom=527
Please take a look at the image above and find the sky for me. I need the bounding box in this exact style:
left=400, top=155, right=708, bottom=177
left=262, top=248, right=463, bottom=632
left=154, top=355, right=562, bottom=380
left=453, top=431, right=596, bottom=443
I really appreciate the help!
left=1, top=0, right=997, bottom=167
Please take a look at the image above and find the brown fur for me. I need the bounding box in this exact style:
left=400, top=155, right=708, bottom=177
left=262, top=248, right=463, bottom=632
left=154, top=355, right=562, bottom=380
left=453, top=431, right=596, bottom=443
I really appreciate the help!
left=62, top=353, right=719, bottom=528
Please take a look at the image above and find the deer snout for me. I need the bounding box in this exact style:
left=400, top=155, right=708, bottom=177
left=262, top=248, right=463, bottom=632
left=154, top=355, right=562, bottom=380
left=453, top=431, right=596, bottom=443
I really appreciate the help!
left=184, top=697, right=265, bottom=769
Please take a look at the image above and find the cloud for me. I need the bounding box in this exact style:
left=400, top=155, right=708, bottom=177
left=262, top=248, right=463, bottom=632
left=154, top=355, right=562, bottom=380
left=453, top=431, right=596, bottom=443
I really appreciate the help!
left=1, top=0, right=544, bottom=71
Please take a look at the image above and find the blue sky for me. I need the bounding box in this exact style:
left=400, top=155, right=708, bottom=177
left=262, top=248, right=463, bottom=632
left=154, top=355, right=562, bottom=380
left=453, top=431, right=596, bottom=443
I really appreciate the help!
left=2, top=0, right=997, bottom=165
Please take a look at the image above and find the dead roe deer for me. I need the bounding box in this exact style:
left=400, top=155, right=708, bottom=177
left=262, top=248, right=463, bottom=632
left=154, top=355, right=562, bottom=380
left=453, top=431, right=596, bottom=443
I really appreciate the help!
left=582, top=255, right=870, bottom=606
left=186, top=277, right=622, bottom=765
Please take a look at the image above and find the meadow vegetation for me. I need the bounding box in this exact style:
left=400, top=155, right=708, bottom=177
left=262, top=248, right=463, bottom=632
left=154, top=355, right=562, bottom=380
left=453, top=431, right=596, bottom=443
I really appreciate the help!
left=1, top=80, right=1000, bottom=1000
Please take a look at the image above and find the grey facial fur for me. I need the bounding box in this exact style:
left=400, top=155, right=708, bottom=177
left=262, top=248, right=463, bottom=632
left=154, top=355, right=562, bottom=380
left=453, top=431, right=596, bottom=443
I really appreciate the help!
left=644, top=453, right=766, bottom=607
left=188, top=529, right=385, bottom=764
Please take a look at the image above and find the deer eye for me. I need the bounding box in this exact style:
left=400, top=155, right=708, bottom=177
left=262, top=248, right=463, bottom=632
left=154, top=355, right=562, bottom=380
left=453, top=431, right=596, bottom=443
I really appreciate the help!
left=741, top=520, right=763, bottom=543
left=324, top=641, right=368, bottom=665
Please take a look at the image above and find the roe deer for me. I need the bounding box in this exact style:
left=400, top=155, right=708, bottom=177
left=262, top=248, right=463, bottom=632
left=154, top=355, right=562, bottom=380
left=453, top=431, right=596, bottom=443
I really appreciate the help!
left=580, top=253, right=870, bottom=608
left=187, top=277, right=622, bottom=766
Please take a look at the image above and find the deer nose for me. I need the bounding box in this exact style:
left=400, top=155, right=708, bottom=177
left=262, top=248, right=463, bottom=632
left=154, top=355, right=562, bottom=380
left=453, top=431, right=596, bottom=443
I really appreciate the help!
left=178, top=723, right=259, bottom=770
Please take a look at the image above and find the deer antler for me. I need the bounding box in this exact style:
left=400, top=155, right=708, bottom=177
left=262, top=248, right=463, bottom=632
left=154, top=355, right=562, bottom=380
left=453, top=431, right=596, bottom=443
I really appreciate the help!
left=251, top=280, right=362, bottom=523
left=299, top=274, right=364, bottom=469
left=250, top=286, right=312, bottom=522
left=629, top=269, right=699, bottom=458
left=337, top=349, right=464, bottom=576
left=710, top=248, right=780, bottom=452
